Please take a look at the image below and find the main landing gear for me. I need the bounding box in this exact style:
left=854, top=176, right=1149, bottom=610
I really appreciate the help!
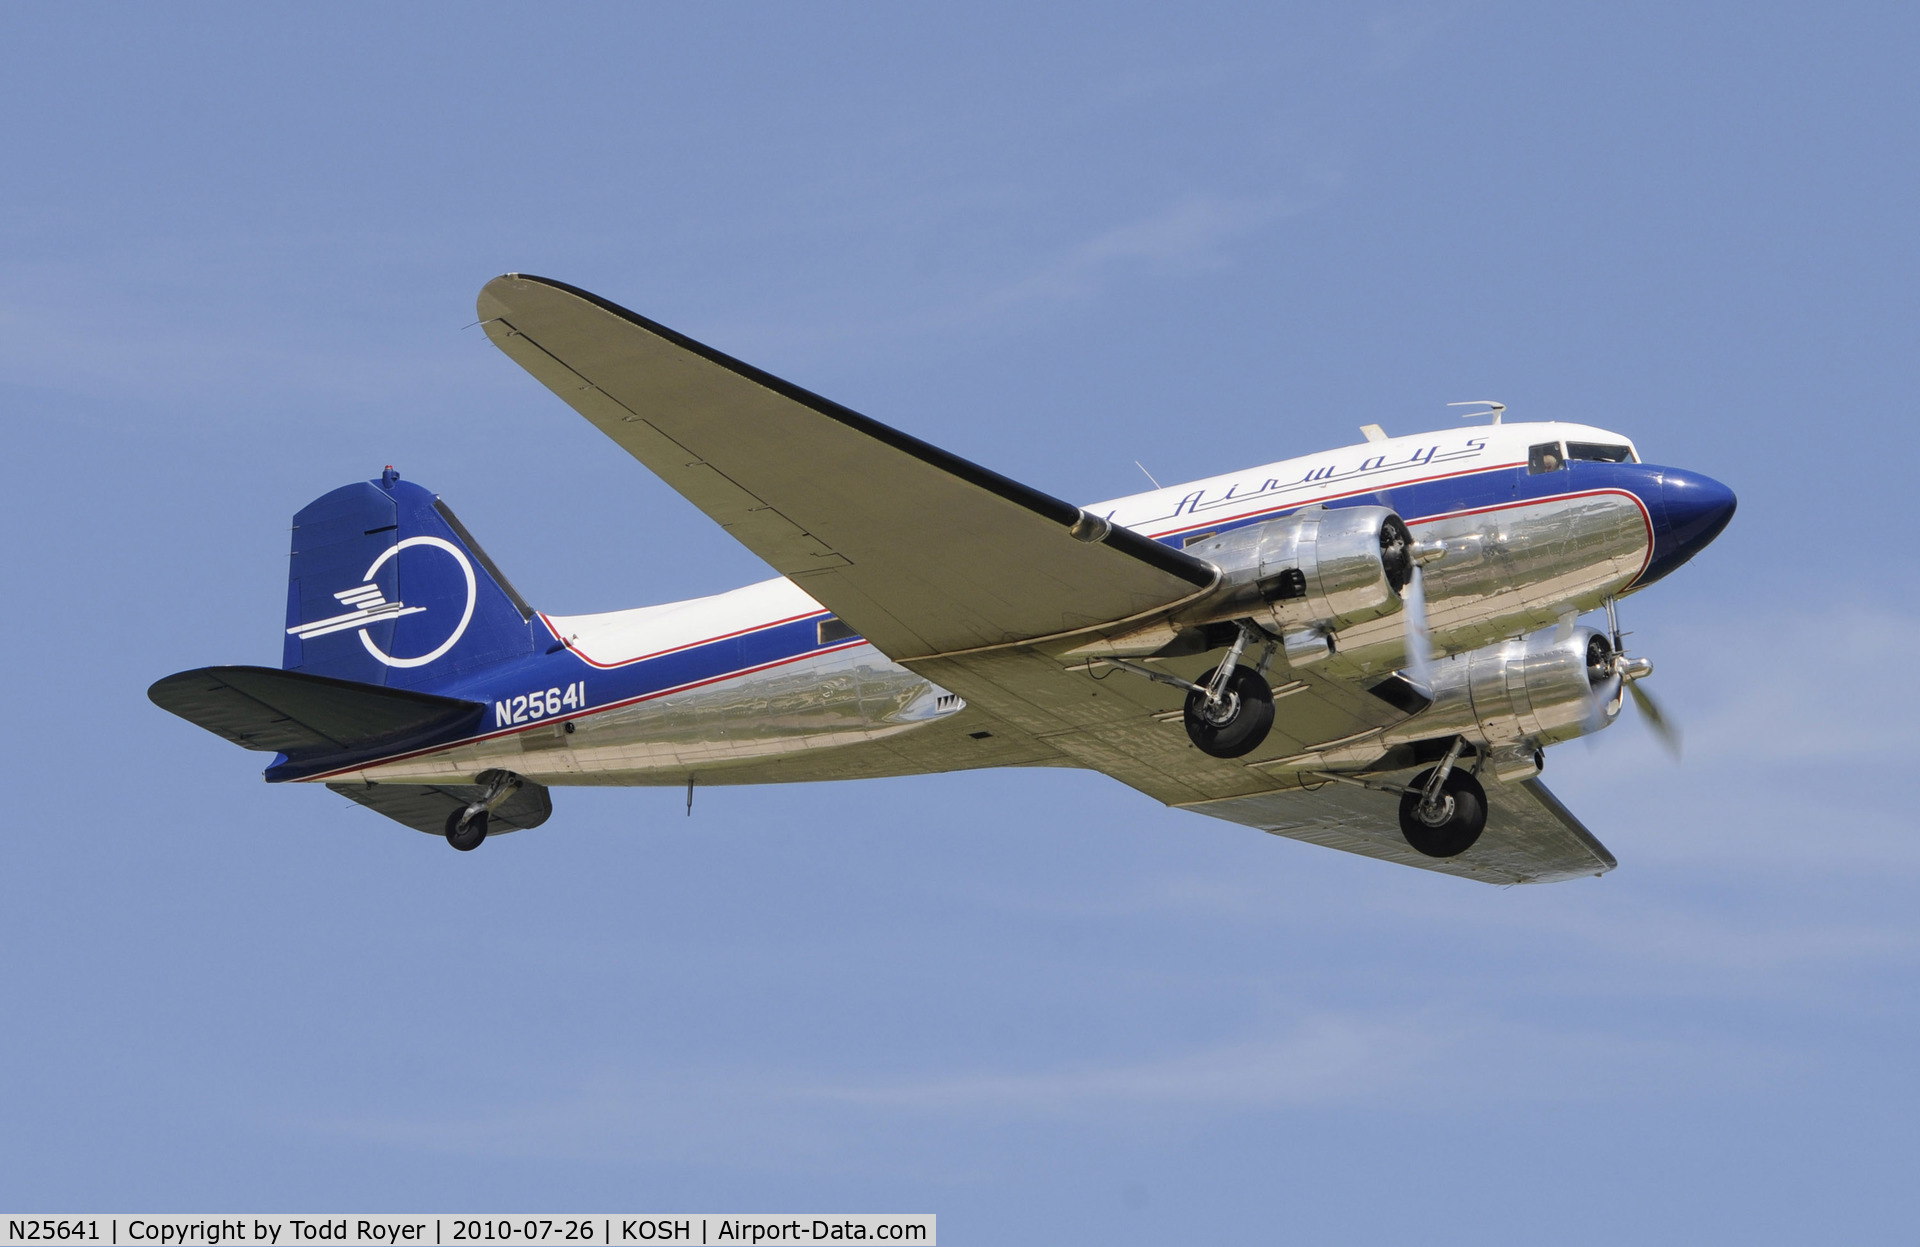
left=1179, top=622, right=1276, bottom=758
left=445, top=806, right=488, bottom=851
left=1184, top=663, right=1275, bottom=758
left=1095, top=622, right=1279, bottom=759
left=445, top=770, right=524, bottom=852
left=1396, top=738, right=1487, bottom=858
left=1312, top=738, right=1489, bottom=857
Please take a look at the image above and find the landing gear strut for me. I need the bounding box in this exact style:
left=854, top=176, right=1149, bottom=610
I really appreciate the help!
left=1184, top=665, right=1275, bottom=757
left=1091, top=622, right=1278, bottom=759
left=1396, top=738, right=1487, bottom=857
left=444, top=770, right=524, bottom=852
left=1181, top=624, right=1275, bottom=759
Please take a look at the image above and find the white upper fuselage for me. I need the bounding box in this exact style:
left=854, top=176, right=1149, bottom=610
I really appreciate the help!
left=550, top=420, right=1636, bottom=666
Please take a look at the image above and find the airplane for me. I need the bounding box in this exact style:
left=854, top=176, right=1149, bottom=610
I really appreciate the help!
left=150, top=274, right=1736, bottom=884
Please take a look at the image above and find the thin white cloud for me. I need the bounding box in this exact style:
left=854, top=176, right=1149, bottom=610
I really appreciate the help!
left=0, top=280, right=475, bottom=410
left=311, top=1006, right=1784, bottom=1176
left=803, top=1012, right=1429, bottom=1114
left=804, top=1013, right=1778, bottom=1121
left=1544, top=598, right=1920, bottom=871
left=968, top=195, right=1293, bottom=313
left=1365, top=7, right=1463, bottom=75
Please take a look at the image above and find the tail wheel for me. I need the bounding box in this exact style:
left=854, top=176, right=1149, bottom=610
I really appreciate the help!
left=445, top=808, right=489, bottom=852
left=1183, top=665, right=1276, bottom=758
left=1397, top=767, right=1487, bottom=858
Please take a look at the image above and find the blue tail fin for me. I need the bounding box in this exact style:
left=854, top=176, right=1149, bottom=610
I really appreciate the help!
left=283, top=467, right=535, bottom=691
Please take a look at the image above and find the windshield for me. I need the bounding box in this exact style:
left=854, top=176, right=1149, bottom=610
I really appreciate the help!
left=1566, top=441, right=1636, bottom=463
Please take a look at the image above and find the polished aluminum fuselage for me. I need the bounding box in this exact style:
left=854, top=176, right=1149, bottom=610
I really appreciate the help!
left=333, top=421, right=1658, bottom=789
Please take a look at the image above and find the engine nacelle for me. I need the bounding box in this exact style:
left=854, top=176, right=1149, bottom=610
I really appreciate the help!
left=1177, top=505, right=1413, bottom=661
left=1383, top=626, right=1622, bottom=780
left=1066, top=505, right=1414, bottom=661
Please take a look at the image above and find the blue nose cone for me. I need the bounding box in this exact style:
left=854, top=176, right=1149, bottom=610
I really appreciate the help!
left=1639, top=468, right=1736, bottom=586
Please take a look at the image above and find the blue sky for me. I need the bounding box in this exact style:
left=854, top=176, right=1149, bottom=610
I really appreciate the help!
left=3, top=3, right=1917, bottom=1242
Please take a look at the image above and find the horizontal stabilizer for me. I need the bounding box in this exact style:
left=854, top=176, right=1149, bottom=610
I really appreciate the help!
left=148, top=665, right=483, bottom=757
left=328, top=778, right=552, bottom=836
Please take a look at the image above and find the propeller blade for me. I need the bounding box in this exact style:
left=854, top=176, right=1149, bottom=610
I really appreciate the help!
left=1627, top=679, right=1682, bottom=760
left=1403, top=565, right=1435, bottom=692
left=1585, top=678, right=1615, bottom=739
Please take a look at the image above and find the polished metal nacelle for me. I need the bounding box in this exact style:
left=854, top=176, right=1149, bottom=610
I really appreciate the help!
left=1073, top=505, right=1413, bottom=660
left=1385, top=626, right=1622, bottom=781
left=1280, top=625, right=1624, bottom=781
left=1193, top=504, right=1412, bottom=646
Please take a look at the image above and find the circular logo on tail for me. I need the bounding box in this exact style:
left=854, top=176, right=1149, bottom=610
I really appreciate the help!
left=357, top=537, right=477, bottom=668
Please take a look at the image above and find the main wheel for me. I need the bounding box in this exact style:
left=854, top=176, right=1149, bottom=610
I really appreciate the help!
left=1397, top=767, right=1487, bottom=858
left=445, top=807, right=489, bottom=852
left=1183, top=665, right=1275, bottom=758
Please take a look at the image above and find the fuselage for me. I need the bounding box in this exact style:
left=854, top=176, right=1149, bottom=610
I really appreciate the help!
left=289, top=421, right=1733, bottom=790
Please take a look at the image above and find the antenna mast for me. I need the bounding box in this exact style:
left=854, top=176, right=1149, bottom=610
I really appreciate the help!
left=1446, top=400, right=1507, bottom=424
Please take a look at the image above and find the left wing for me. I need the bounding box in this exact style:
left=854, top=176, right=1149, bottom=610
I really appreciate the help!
left=477, top=275, right=1215, bottom=660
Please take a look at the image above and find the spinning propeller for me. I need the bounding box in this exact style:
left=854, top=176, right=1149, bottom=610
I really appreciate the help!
left=1387, top=526, right=1445, bottom=697
left=1401, top=562, right=1436, bottom=694
left=1601, top=595, right=1681, bottom=759
left=1392, top=551, right=1681, bottom=761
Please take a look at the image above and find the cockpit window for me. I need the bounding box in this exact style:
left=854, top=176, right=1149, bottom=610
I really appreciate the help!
left=1528, top=442, right=1566, bottom=474
left=1566, top=441, right=1636, bottom=463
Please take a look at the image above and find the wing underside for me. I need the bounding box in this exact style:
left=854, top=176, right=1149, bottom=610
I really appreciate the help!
left=905, top=644, right=1616, bottom=885
left=1188, top=772, right=1616, bottom=884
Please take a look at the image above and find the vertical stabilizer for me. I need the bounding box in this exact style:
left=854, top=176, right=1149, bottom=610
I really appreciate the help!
left=283, top=468, right=535, bottom=690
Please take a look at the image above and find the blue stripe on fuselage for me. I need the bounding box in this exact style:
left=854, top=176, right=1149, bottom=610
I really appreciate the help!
left=266, top=611, right=860, bottom=782
left=454, top=612, right=852, bottom=728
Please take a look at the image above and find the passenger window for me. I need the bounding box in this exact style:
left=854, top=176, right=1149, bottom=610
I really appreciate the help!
left=1528, top=442, right=1566, bottom=474
left=1566, top=441, right=1635, bottom=463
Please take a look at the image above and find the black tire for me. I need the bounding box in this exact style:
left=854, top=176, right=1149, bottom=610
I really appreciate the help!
left=1397, top=767, right=1487, bottom=858
left=1183, top=665, right=1275, bottom=758
left=445, top=807, right=489, bottom=852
